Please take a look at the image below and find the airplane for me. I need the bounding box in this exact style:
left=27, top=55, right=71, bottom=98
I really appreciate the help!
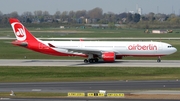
left=9, top=18, right=177, bottom=63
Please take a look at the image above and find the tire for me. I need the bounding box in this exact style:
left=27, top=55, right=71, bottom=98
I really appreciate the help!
left=84, top=59, right=88, bottom=63
left=95, top=58, right=99, bottom=63
left=89, top=59, right=93, bottom=63
left=157, top=59, right=161, bottom=63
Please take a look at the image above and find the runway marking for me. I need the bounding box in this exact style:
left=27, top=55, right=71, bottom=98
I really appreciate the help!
left=0, top=98, right=10, bottom=100
left=32, top=89, right=41, bottom=91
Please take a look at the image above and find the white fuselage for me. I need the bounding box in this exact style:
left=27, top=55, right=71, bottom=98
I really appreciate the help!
left=42, top=41, right=177, bottom=57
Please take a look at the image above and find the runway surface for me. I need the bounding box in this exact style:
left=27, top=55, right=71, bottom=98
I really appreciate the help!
left=0, top=81, right=180, bottom=93
left=0, top=81, right=180, bottom=101
left=0, top=59, right=180, bottom=67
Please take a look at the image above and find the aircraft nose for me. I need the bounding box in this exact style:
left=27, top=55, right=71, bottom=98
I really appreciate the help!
left=174, top=47, right=177, bottom=53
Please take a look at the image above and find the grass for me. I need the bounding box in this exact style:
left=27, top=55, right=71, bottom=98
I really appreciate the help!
left=0, top=92, right=66, bottom=98
left=1, top=27, right=180, bottom=38
left=0, top=66, right=180, bottom=82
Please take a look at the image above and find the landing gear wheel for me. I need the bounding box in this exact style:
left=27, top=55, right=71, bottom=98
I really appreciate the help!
left=89, top=59, right=93, bottom=63
left=84, top=59, right=88, bottom=63
left=157, top=56, right=161, bottom=63
left=84, top=58, right=99, bottom=63
left=157, top=59, right=161, bottom=63
left=95, top=58, right=99, bottom=63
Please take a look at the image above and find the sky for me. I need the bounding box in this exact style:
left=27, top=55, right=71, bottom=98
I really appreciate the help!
left=0, top=0, right=180, bottom=15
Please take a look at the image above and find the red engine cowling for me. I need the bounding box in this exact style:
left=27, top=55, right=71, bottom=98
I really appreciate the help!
left=102, top=52, right=115, bottom=62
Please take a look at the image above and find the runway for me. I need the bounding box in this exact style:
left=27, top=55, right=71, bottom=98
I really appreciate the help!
left=0, top=81, right=180, bottom=100
left=0, top=81, right=180, bottom=93
left=0, top=59, right=180, bottom=67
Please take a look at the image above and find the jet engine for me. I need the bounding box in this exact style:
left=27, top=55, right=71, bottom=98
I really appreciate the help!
left=102, top=52, right=115, bottom=62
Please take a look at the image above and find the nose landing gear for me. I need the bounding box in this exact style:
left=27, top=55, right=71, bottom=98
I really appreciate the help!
left=157, top=56, right=161, bottom=63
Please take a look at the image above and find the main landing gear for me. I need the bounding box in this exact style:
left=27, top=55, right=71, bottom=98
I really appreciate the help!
left=157, top=56, right=161, bottom=63
left=84, top=54, right=99, bottom=63
left=84, top=58, right=99, bottom=63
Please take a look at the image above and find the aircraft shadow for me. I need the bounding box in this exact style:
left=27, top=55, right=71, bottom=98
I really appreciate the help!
left=72, top=60, right=127, bottom=66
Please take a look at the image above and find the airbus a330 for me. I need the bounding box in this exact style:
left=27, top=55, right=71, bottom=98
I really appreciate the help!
left=9, top=18, right=177, bottom=63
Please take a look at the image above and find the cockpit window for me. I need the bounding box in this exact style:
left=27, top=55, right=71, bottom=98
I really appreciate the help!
left=168, top=46, right=173, bottom=48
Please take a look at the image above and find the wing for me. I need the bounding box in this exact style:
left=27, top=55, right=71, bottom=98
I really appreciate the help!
left=48, top=43, right=106, bottom=55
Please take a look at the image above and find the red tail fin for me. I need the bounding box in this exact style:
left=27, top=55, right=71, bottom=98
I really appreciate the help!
left=9, top=18, right=37, bottom=42
left=9, top=18, right=86, bottom=57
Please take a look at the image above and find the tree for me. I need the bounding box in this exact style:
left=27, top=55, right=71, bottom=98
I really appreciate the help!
left=147, top=12, right=155, bottom=21
left=68, top=11, right=76, bottom=23
left=0, top=11, right=3, bottom=16
left=26, top=18, right=32, bottom=23
left=107, top=12, right=116, bottom=23
left=155, top=13, right=167, bottom=20
left=10, top=11, right=19, bottom=18
left=21, top=11, right=33, bottom=23
left=43, top=11, right=50, bottom=16
left=22, top=11, right=32, bottom=17
left=60, top=11, right=68, bottom=21
left=87, top=7, right=103, bottom=19
left=34, top=10, right=43, bottom=17
left=133, top=13, right=140, bottom=23
left=69, top=11, right=75, bottom=18
left=168, top=16, right=180, bottom=24
left=0, top=11, right=3, bottom=23
left=42, top=11, right=50, bottom=22
left=34, top=10, right=43, bottom=22
left=75, top=10, right=87, bottom=18
left=102, top=13, right=109, bottom=24
left=54, top=11, right=61, bottom=19
left=1, top=17, right=8, bottom=24
left=118, top=12, right=127, bottom=19
left=127, top=13, right=133, bottom=23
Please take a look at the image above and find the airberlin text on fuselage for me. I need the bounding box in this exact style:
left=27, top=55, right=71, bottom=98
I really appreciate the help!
left=128, top=44, right=157, bottom=50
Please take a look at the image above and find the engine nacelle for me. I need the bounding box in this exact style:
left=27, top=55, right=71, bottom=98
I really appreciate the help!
left=102, top=52, right=115, bottom=62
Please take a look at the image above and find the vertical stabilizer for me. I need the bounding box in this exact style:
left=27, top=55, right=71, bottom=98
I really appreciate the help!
left=9, top=18, right=37, bottom=42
